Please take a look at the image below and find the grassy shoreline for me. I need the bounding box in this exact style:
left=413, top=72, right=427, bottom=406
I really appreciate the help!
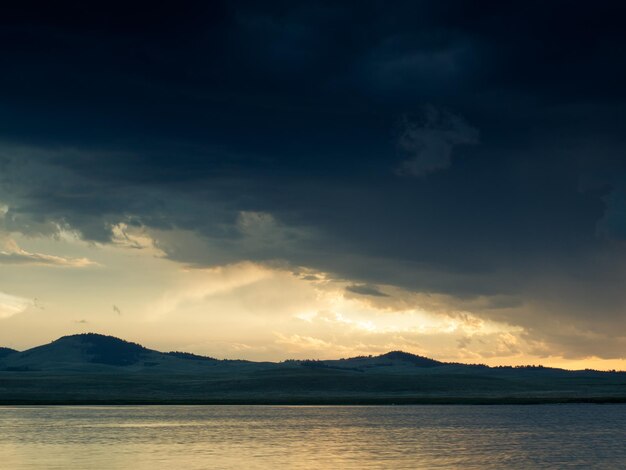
left=2, top=396, right=626, bottom=406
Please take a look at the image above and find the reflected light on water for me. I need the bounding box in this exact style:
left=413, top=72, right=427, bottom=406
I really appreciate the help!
left=1, top=405, right=625, bottom=469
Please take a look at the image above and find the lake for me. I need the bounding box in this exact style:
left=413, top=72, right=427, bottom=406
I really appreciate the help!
left=1, top=405, right=625, bottom=469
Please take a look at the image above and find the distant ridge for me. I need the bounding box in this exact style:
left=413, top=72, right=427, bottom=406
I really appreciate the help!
left=377, top=351, right=443, bottom=367
left=54, top=333, right=148, bottom=366
left=0, top=347, right=17, bottom=359
left=2, top=333, right=450, bottom=368
left=166, top=351, right=218, bottom=362
left=0, top=333, right=623, bottom=373
left=2, top=333, right=626, bottom=405
left=1, top=333, right=223, bottom=371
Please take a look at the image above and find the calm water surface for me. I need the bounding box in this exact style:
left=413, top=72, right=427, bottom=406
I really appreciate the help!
left=1, top=405, right=625, bottom=469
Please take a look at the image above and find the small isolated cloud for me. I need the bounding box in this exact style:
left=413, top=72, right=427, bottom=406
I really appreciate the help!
left=0, top=235, right=96, bottom=267
left=0, top=291, right=31, bottom=319
left=397, top=106, right=479, bottom=176
left=346, top=284, right=389, bottom=297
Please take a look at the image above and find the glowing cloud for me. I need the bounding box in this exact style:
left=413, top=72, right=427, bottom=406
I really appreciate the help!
left=0, top=292, right=31, bottom=319
left=0, top=234, right=96, bottom=267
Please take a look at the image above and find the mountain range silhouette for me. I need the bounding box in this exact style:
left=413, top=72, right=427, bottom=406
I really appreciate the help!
left=1, top=333, right=625, bottom=405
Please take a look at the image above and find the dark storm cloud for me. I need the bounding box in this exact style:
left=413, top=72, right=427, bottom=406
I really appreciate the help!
left=345, top=285, right=389, bottom=298
left=396, top=106, right=479, bottom=176
left=2, top=1, right=626, bottom=357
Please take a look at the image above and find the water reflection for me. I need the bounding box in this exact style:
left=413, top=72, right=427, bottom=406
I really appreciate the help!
left=1, top=405, right=625, bottom=469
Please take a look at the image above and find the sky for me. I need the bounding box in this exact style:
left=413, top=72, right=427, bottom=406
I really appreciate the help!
left=2, top=1, right=626, bottom=369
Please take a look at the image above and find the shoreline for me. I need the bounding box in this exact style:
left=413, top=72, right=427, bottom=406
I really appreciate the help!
left=2, top=396, right=626, bottom=406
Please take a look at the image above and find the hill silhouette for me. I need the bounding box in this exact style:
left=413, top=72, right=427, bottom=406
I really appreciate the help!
left=1, top=333, right=625, bottom=405
left=13, top=333, right=149, bottom=368
left=166, top=351, right=218, bottom=362
left=1, top=333, right=450, bottom=372
left=58, top=333, right=147, bottom=366
left=0, top=347, right=17, bottom=359
left=374, top=351, right=443, bottom=367
left=3, top=333, right=222, bottom=372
